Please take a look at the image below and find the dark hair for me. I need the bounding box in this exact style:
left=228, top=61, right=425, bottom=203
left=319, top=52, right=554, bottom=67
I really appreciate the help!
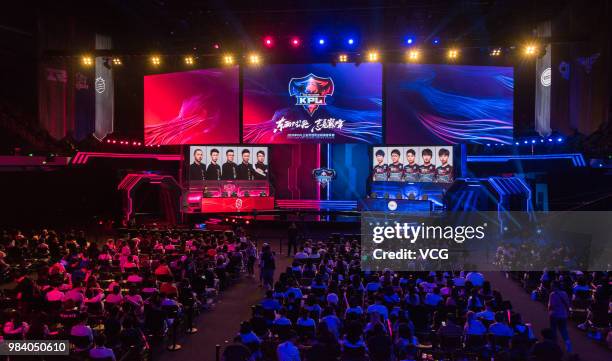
left=391, top=149, right=401, bottom=156
left=242, top=148, right=250, bottom=155
left=438, top=148, right=450, bottom=156
left=94, top=333, right=106, bottom=347
left=257, top=150, right=265, bottom=156
left=406, top=149, right=416, bottom=156
left=210, top=148, right=219, bottom=155
left=375, top=149, right=385, bottom=157
left=226, top=149, right=234, bottom=155
left=422, top=148, right=433, bottom=157
left=193, top=148, right=203, bottom=156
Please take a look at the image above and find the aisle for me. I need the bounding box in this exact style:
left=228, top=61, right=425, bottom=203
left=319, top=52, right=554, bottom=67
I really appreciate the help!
left=157, top=247, right=292, bottom=361
left=485, top=272, right=611, bottom=361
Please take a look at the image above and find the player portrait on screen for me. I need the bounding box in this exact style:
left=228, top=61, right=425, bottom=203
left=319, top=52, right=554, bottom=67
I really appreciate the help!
left=403, top=148, right=420, bottom=182
left=418, top=148, right=436, bottom=182
left=205, top=148, right=222, bottom=180
left=236, top=149, right=255, bottom=180
left=387, top=149, right=404, bottom=182
left=253, top=150, right=269, bottom=180
left=189, top=148, right=206, bottom=181
left=372, top=149, right=389, bottom=181
left=221, top=148, right=237, bottom=180
left=435, top=148, right=454, bottom=183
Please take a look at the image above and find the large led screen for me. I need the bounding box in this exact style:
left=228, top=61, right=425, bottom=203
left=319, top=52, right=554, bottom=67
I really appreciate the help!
left=386, top=64, right=513, bottom=145
left=144, top=67, right=239, bottom=145
left=243, top=63, right=382, bottom=144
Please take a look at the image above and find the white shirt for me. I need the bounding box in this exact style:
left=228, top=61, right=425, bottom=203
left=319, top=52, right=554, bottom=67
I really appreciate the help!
left=277, top=341, right=300, bottom=361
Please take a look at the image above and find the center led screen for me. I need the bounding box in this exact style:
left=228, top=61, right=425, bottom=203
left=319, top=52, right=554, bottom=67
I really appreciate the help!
left=243, top=63, right=382, bottom=144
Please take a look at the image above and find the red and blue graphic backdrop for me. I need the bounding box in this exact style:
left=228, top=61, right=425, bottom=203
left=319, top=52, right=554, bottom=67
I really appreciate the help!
left=144, top=67, right=239, bottom=145
left=243, top=63, right=382, bottom=144
left=385, top=64, right=514, bottom=145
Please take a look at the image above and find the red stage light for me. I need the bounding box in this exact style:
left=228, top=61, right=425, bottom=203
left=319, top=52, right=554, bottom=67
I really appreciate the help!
left=245, top=220, right=250, bottom=224
left=291, top=37, right=300, bottom=47
left=264, top=36, right=274, bottom=47
left=106, top=139, right=111, bottom=143
left=112, top=140, right=116, bottom=144
left=132, top=141, right=137, bottom=145
left=213, top=43, right=220, bottom=49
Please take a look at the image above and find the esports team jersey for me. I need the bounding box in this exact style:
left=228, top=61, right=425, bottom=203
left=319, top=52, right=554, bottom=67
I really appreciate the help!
left=372, top=164, right=389, bottom=181
left=221, top=162, right=237, bottom=180
left=205, top=163, right=221, bottom=180
left=388, top=163, right=404, bottom=182
left=236, top=162, right=255, bottom=180
left=435, top=164, right=454, bottom=183
left=418, top=163, right=436, bottom=182
left=403, top=163, right=420, bottom=182
left=253, top=162, right=268, bottom=180
left=189, top=163, right=206, bottom=181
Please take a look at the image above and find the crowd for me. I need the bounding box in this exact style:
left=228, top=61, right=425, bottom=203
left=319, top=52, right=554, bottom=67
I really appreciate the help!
left=223, top=235, right=588, bottom=361
left=513, top=270, right=611, bottom=350
left=0, top=227, right=256, bottom=360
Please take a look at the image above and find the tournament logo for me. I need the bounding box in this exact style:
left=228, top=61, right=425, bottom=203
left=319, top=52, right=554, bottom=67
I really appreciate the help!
left=312, top=167, right=337, bottom=188
left=289, top=74, right=334, bottom=116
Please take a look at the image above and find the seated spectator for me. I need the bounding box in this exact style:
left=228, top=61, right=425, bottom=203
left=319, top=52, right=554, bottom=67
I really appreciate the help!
left=277, top=330, right=300, bottom=361
left=529, top=328, right=563, bottom=361
left=476, top=300, right=496, bottom=322
left=488, top=311, right=514, bottom=337
left=466, top=271, right=485, bottom=287
left=89, top=334, right=116, bottom=361
left=424, top=287, right=443, bottom=307
left=70, top=313, right=93, bottom=351
left=464, top=311, right=487, bottom=336
left=105, top=285, right=123, bottom=305
left=3, top=309, right=28, bottom=339
left=366, top=322, right=392, bottom=361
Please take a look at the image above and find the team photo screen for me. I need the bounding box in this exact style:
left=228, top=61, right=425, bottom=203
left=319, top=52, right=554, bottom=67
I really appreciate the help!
left=187, top=145, right=270, bottom=184
left=144, top=67, right=240, bottom=145
left=243, top=63, right=383, bottom=144
left=371, top=146, right=454, bottom=183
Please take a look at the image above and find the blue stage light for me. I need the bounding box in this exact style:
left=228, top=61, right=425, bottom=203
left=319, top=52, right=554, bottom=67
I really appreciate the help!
left=531, top=140, right=536, bottom=144
left=486, top=143, right=491, bottom=147
left=515, top=142, right=519, bottom=145
left=540, top=139, right=544, bottom=143
left=548, top=138, right=553, bottom=142
left=433, top=37, right=440, bottom=45
left=347, top=38, right=355, bottom=45
left=557, top=137, right=563, bottom=142
left=406, top=37, right=414, bottom=45
left=318, top=38, right=325, bottom=45
left=523, top=140, right=528, bottom=144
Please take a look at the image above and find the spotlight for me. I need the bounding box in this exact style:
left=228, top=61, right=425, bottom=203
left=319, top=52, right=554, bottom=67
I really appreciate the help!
left=150, top=56, right=161, bottom=66
left=248, top=53, right=260, bottom=65
left=347, top=38, right=355, bottom=45
left=548, top=138, right=553, bottom=142
left=524, top=44, right=538, bottom=56
left=531, top=140, right=536, bottom=144
left=184, top=56, right=194, bottom=65
left=81, top=55, right=94, bottom=67
left=223, top=54, right=234, bottom=65
left=523, top=140, right=528, bottom=144
left=407, top=49, right=420, bottom=62
left=111, top=57, right=122, bottom=66
left=106, top=139, right=111, bottom=143
left=366, top=51, right=379, bottom=62
left=490, top=48, right=502, bottom=56
left=447, top=49, right=459, bottom=60
left=318, top=38, right=326, bottom=45
left=112, top=140, right=117, bottom=144
left=263, top=36, right=274, bottom=48
left=515, top=142, right=519, bottom=145
left=405, top=37, right=414, bottom=45
left=432, top=37, right=440, bottom=45
left=290, top=37, right=300, bottom=47
left=338, top=54, right=348, bottom=63
left=556, top=137, right=563, bottom=142
left=213, top=43, right=220, bottom=49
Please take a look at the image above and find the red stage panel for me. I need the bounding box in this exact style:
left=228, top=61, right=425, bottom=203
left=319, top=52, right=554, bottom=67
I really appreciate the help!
left=201, top=196, right=275, bottom=213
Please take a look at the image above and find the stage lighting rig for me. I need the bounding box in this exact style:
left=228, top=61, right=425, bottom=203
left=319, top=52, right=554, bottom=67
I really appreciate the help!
left=447, top=49, right=459, bottom=60
left=338, top=54, right=348, bottom=62
left=150, top=56, right=161, bottom=66
left=407, top=49, right=420, bottom=62
left=290, top=37, right=301, bottom=47
left=366, top=51, right=379, bottom=62
left=490, top=48, right=502, bottom=56
left=223, top=54, right=234, bottom=65
left=263, top=36, right=274, bottom=48
left=248, top=53, right=261, bottom=65
left=184, top=56, right=195, bottom=65
left=112, top=57, right=122, bottom=65
left=81, top=55, right=93, bottom=67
